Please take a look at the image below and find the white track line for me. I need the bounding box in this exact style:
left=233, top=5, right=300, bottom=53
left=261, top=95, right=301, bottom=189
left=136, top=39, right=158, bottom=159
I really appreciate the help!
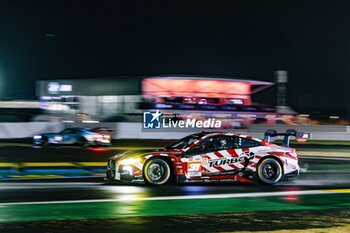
left=0, top=182, right=102, bottom=186
left=302, top=170, right=350, bottom=173
left=301, top=156, right=350, bottom=161
left=0, top=190, right=345, bottom=206
left=0, top=182, right=103, bottom=190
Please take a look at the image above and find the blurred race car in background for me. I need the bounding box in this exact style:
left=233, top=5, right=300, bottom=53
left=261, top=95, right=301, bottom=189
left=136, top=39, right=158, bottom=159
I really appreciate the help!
left=106, top=129, right=310, bottom=185
left=33, top=127, right=112, bottom=147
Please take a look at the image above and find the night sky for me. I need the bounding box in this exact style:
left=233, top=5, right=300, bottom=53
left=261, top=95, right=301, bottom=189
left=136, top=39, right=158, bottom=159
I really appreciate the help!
left=0, top=0, right=349, bottom=109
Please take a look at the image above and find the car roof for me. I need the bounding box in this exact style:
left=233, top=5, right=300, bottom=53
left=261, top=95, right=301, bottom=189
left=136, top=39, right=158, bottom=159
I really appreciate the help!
left=195, top=131, right=263, bottom=142
left=64, top=127, right=89, bottom=132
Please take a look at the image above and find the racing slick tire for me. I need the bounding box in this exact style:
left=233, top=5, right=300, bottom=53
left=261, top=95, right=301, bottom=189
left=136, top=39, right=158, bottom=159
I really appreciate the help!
left=143, top=158, right=171, bottom=185
left=257, top=158, right=283, bottom=185
left=78, top=137, right=89, bottom=148
left=41, top=136, right=49, bottom=147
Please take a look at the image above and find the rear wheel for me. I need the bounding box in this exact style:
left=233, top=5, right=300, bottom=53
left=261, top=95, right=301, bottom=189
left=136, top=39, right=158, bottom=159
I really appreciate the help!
left=143, top=158, right=171, bottom=185
left=257, top=158, right=283, bottom=184
left=78, top=137, right=89, bottom=148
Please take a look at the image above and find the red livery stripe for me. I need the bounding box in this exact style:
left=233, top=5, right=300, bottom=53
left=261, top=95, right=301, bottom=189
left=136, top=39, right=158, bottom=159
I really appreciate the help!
left=214, top=152, right=224, bottom=158
left=214, top=166, right=226, bottom=172
left=228, top=164, right=239, bottom=169
left=235, top=176, right=253, bottom=183
left=248, top=161, right=257, bottom=168
left=227, top=149, right=239, bottom=157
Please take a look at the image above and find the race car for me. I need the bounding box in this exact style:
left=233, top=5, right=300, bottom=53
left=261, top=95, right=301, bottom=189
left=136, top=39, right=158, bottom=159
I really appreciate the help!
left=33, top=127, right=112, bottom=147
left=106, top=129, right=310, bottom=185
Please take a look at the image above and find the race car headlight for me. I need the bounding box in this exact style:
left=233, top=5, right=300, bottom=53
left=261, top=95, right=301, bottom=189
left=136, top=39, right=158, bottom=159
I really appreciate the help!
left=120, top=158, right=140, bottom=165
left=122, top=165, right=133, bottom=175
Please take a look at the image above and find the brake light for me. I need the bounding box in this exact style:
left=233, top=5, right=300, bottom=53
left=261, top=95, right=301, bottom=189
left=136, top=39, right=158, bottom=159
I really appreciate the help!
left=95, top=134, right=110, bottom=141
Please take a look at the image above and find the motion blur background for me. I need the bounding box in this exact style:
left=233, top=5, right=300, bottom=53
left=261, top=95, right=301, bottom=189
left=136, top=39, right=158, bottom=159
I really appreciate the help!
left=2, top=1, right=350, bottom=232
left=0, top=0, right=349, bottom=130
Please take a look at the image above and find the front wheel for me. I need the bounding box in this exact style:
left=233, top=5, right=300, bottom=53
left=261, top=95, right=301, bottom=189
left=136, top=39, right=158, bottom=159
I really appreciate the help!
left=41, top=136, right=49, bottom=147
left=257, top=158, right=283, bottom=184
left=143, top=158, right=171, bottom=185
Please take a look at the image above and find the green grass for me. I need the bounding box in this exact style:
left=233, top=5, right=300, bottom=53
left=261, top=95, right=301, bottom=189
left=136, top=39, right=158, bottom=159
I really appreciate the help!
left=1, top=193, right=350, bottom=223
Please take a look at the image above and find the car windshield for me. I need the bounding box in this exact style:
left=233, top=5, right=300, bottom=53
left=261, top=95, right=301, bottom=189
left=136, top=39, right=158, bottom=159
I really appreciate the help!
left=59, top=129, right=69, bottom=134
left=166, top=134, right=201, bottom=150
left=59, top=128, right=83, bottom=134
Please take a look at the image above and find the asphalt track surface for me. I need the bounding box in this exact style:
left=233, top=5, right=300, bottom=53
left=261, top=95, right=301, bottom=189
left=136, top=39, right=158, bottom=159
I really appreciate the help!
left=1, top=144, right=350, bottom=232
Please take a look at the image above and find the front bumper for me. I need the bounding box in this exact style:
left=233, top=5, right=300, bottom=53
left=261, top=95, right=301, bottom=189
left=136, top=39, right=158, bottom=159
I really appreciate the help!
left=92, top=140, right=111, bottom=146
left=285, top=169, right=300, bottom=177
left=106, top=160, right=143, bottom=183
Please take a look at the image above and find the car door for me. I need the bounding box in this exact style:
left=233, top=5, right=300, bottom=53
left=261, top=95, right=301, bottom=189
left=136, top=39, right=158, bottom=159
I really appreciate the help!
left=182, top=136, right=216, bottom=177
left=204, top=135, right=239, bottom=174
left=52, top=129, right=68, bottom=144
left=61, top=129, right=77, bottom=144
left=232, top=136, right=264, bottom=168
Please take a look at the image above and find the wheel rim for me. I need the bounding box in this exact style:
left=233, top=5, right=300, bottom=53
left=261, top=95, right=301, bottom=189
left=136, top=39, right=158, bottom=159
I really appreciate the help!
left=258, top=159, right=282, bottom=184
left=79, top=138, right=87, bottom=146
left=262, top=163, right=277, bottom=179
left=147, top=163, right=165, bottom=181
left=42, top=138, right=47, bottom=145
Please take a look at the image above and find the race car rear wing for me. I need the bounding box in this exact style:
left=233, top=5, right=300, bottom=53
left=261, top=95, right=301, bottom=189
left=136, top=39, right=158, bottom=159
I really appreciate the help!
left=91, top=127, right=115, bottom=133
left=264, top=129, right=311, bottom=148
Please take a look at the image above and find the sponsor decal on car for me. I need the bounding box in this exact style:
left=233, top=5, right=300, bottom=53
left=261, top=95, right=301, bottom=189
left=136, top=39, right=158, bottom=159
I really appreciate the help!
left=54, top=136, right=63, bottom=141
left=201, top=158, right=209, bottom=165
left=187, top=162, right=201, bottom=172
left=208, top=153, right=255, bottom=167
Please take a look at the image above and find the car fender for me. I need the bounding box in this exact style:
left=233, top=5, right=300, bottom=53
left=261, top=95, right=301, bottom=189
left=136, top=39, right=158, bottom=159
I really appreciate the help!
left=77, top=133, right=92, bottom=142
left=142, top=154, right=179, bottom=175
left=257, top=155, right=285, bottom=175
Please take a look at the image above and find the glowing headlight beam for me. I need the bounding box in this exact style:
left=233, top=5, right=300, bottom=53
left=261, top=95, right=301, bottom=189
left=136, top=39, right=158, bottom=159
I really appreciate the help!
left=120, top=158, right=140, bottom=165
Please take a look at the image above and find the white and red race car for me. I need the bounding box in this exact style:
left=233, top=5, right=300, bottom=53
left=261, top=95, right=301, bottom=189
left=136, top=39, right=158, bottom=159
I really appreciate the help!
left=106, top=129, right=310, bottom=185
